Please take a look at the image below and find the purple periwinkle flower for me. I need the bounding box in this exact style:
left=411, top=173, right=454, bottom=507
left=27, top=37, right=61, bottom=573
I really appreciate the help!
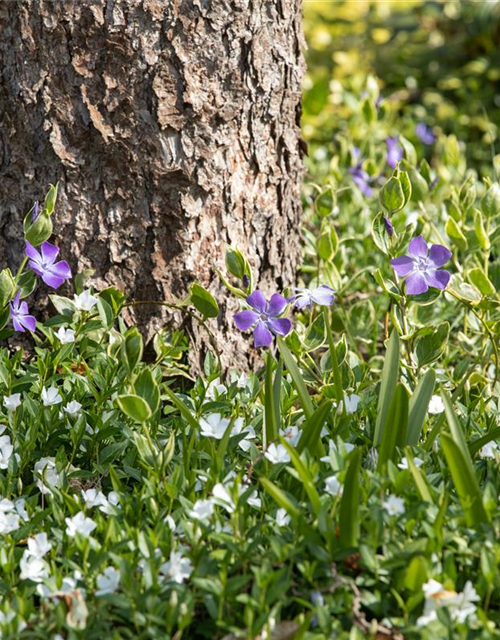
left=390, top=235, right=452, bottom=295
left=288, top=285, right=335, bottom=309
left=9, top=292, right=36, bottom=333
left=386, top=136, right=403, bottom=169
left=383, top=216, right=394, bottom=236
left=233, top=290, right=292, bottom=348
left=415, top=123, right=435, bottom=145
left=26, top=241, right=72, bottom=289
left=349, top=148, right=373, bottom=197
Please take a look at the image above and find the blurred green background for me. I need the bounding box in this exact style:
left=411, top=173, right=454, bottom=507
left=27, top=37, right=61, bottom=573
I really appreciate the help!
left=302, top=0, right=500, bottom=174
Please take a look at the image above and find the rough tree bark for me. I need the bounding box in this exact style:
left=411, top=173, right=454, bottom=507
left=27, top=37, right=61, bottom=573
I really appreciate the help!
left=0, top=0, right=305, bottom=368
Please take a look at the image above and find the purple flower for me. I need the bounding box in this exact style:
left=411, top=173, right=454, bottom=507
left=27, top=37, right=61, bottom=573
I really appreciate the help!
left=242, top=274, right=250, bottom=289
left=288, top=285, right=335, bottom=309
left=383, top=216, right=394, bottom=236
left=233, top=290, right=292, bottom=348
left=349, top=148, right=373, bottom=196
left=390, top=235, right=452, bottom=295
left=26, top=241, right=72, bottom=289
left=9, top=292, right=36, bottom=333
left=415, top=123, right=435, bottom=145
left=386, top=136, right=403, bottom=169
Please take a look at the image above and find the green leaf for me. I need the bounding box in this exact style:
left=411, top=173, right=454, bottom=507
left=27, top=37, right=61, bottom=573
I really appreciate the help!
left=371, top=212, right=391, bottom=255
left=281, top=439, right=321, bottom=516
left=317, top=227, right=338, bottom=260
left=116, top=394, right=152, bottom=423
left=277, top=336, right=314, bottom=419
left=225, top=247, right=246, bottom=280
left=296, top=400, right=331, bottom=457
left=134, top=369, right=160, bottom=414
left=315, top=186, right=337, bottom=217
left=469, top=427, right=500, bottom=457
left=445, top=217, right=467, bottom=251
left=481, top=183, right=500, bottom=218
left=380, top=176, right=405, bottom=214
left=440, top=433, right=489, bottom=527
left=259, top=478, right=301, bottom=522
left=120, top=327, right=143, bottom=375
left=43, top=183, right=59, bottom=214
left=0, top=269, right=16, bottom=308
left=163, top=385, right=200, bottom=431
left=23, top=210, right=53, bottom=246
left=374, top=330, right=400, bottom=445
left=473, top=209, right=491, bottom=251
left=338, top=448, right=361, bottom=548
left=468, top=268, right=495, bottom=296
left=377, top=383, right=409, bottom=471
left=404, top=447, right=433, bottom=503
left=190, top=284, right=219, bottom=319
left=414, top=322, right=449, bottom=367
left=407, top=369, right=436, bottom=445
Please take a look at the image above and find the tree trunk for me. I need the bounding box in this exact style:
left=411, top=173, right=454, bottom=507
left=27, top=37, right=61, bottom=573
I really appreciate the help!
left=0, top=0, right=304, bottom=369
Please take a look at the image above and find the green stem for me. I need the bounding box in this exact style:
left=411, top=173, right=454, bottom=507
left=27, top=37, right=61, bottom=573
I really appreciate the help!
left=323, top=307, right=344, bottom=408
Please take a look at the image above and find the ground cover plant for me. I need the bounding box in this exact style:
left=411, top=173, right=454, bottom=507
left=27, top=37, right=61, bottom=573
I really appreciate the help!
left=2, top=5, right=500, bottom=640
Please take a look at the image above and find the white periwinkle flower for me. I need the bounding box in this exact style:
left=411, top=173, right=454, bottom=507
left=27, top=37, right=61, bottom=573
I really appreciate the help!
left=264, top=443, right=290, bottom=465
left=160, top=550, right=193, bottom=584
left=480, top=441, right=499, bottom=460
left=212, top=483, right=236, bottom=513
left=74, top=289, right=99, bottom=312
left=428, top=395, right=445, bottom=415
left=190, top=499, right=214, bottom=522
left=3, top=393, right=22, bottom=412
left=279, top=426, right=302, bottom=447
left=0, top=435, right=15, bottom=469
left=416, top=578, right=479, bottom=627
left=275, top=508, right=290, bottom=527
left=324, top=475, right=343, bottom=497
left=0, top=510, right=20, bottom=535
left=65, top=511, right=97, bottom=538
left=199, top=413, right=230, bottom=439
left=41, top=386, right=62, bottom=407
left=81, top=488, right=107, bottom=509
left=340, top=393, right=361, bottom=414
left=398, top=456, right=424, bottom=470
left=95, top=566, right=121, bottom=596
left=34, top=457, right=60, bottom=494
left=204, top=378, right=227, bottom=401
left=27, top=532, right=52, bottom=558
left=382, top=494, right=405, bottom=516
left=19, top=553, right=50, bottom=582
left=64, top=400, right=82, bottom=417
left=56, top=326, right=76, bottom=344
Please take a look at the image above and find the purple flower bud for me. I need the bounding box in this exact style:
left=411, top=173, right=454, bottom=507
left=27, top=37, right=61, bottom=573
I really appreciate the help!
left=31, top=201, right=40, bottom=223
left=383, top=216, right=394, bottom=236
left=415, top=123, right=435, bottom=145
left=242, top=274, right=250, bottom=289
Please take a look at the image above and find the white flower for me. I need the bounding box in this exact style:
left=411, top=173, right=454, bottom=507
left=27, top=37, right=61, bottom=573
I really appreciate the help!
left=320, top=439, right=355, bottom=463
left=95, top=566, right=120, bottom=596
left=383, top=494, right=405, bottom=516
left=64, top=400, right=82, bottom=417
left=480, top=441, right=499, bottom=460
left=3, top=393, right=21, bottom=411
left=34, top=457, right=61, bottom=494
left=398, top=456, right=424, bottom=470
left=230, top=418, right=256, bottom=451
left=279, top=426, right=301, bottom=447
left=0, top=510, right=20, bottom=535
left=416, top=579, right=479, bottom=627
left=65, top=511, right=97, bottom=538
left=212, top=483, right=236, bottom=513
left=199, top=413, right=230, bottom=439
left=27, top=532, right=52, bottom=558
left=20, top=551, right=50, bottom=582
left=247, top=491, right=261, bottom=509
left=42, top=386, right=62, bottom=407
left=204, top=378, right=226, bottom=401
left=339, top=394, right=361, bottom=414
left=81, top=488, right=107, bottom=509
left=428, top=395, right=445, bottom=415
left=190, top=499, right=214, bottom=521
left=159, top=550, right=193, bottom=584
left=324, top=475, right=343, bottom=497
left=275, top=508, right=290, bottom=527
left=99, top=491, right=120, bottom=514
left=235, top=373, right=250, bottom=389
left=0, top=435, right=14, bottom=469
left=165, top=515, right=176, bottom=531
left=56, top=326, right=76, bottom=344
left=74, top=289, right=98, bottom=312
left=264, top=443, right=290, bottom=464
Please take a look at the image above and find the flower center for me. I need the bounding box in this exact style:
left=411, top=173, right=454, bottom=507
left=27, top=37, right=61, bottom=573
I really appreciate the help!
left=415, top=256, right=430, bottom=272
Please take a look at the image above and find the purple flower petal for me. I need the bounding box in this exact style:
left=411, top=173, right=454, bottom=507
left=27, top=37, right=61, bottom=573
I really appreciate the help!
left=40, top=241, right=60, bottom=264
left=28, top=260, right=44, bottom=278
left=405, top=272, right=428, bottom=295
left=253, top=320, right=273, bottom=347
left=386, top=136, right=403, bottom=168
left=310, top=285, right=335, bottom=306
left=19, top=301, right=29, bottom=315
left=12, top=316, right=25, bottom=332
left=267, top=293, right=288, bottom=317
left=293, top=295, right=312, bottom=309
left=25, top=241, right=41, bottom=261
left=20, top=314, right=36, bottom=333
left=246, top=290, right=267, bottom=313
left=41, top=272, right=65, bottom=289
left=233, top=310, right=259, bottom=331
left=429, top=244, right=452, bottom=268
left=424, top=269, right=450, bottom=290
left=408, top=235, right=428, bottom=258
left=390, top=255, right=415, bottom=276
left=267, top=317, right=292, bottom=337
left=43, top=260, right=72, bottom=289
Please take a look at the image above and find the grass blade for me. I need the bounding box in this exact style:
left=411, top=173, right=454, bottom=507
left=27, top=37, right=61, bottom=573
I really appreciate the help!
left=407, top=369, right=436, bottom=445
left=374, top=329, right=400, bottom=445
left=277, top=336, right=314, bottom=419
left=338, top=448, right=361, bottom=548
left=281, top=438, right=321, bottom=515
left=377, top=383, right=409, bottom=471
left=264, top=353, right=278, bottom=447
left=259, top=477, right=301, bottom=522
left=296, top=400, right=331, bottom=457
left=404, top=447, right=433, bottom=503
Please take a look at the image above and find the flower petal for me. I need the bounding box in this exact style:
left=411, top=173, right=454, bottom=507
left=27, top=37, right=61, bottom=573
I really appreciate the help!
left=40, top=242, right=60, bottom=265
left=390, top=255, right=415, bottom=276
left=12, top=316, right=25, bottom=332
left=246, top=290, right=267, bottom=313
left=267, top=293, right=288, bottom=317
left=267, top=317, right=292, bottom=337
left=20, top=314, right=37, bottom=333
left=424, top=268, right=450, bottom=290
left=405, top=272, right=428, bottom=295
left=233, top=310, right=259, bottom=331
left=25, top=241, right=41, bottom=262
left=408, top=235, right=428, bottom=258
left=310, top=285, right=335, bottom=306
left=253, top=321, right=273, bottom=347
left=429, top=244, right=451, bottom=268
